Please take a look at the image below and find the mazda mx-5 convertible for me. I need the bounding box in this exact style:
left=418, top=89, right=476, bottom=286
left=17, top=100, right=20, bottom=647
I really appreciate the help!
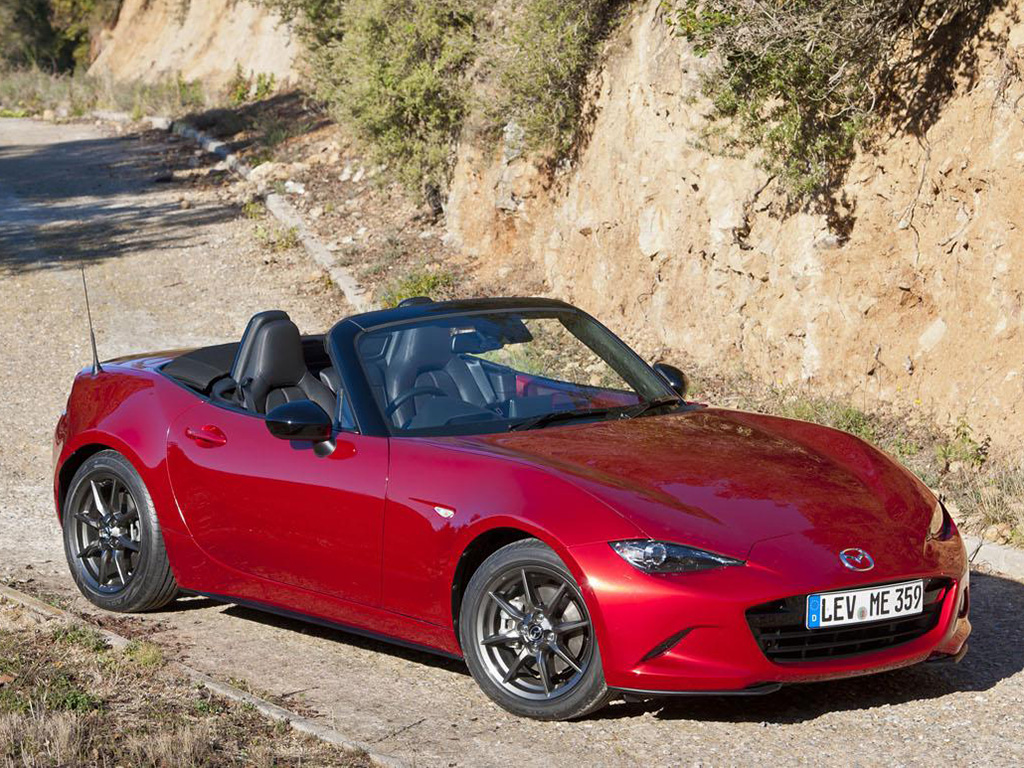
left=53, top=297, right=971, bottom=720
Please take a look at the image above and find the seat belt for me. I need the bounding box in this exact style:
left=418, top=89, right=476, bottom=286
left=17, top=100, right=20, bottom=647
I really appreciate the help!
left=465, top=358, right=498, bottom=407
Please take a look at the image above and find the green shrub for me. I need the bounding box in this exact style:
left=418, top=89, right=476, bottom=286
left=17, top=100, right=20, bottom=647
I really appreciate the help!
left=490, top=0, right=619, bottom=155
left=255, top=224, right=301, bottom=252
left=775, top=396, right=878, bottom=444
left=258, top=0, right=348, bottom=50
left=227, top=64, right=251, bottom=106
left=254, top=72, right=277, bottom=101
left=667, top=0, right=980, bottom=197
left=256, top=0, right=624, bottom=189
left=936, top=416, right=990, bottom=471
left=314, top=0, right=477, bottom=191
left=378, top=266, right=456, bottom=308
left=1, top=0, right=122, bottom=72
left=51, top=624, right=108, bottom=653
left=227, top=65, right=278, bottom=105
left=123, top=640, right=164, bottom=668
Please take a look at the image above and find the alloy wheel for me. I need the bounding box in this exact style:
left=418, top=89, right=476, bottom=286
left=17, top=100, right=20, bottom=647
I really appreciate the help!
left=71, top=472, right=142, bottom=593
left=474, top=565, right=594, bottom=701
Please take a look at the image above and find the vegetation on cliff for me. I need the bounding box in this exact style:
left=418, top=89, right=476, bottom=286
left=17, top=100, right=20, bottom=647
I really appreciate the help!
left=311, top=0, right=477, bottom=192
left=0, top=0, right=121, bottom=71
left=258, top=0, right=622, bottom=191
left=668, top=0, right=999, bottom=199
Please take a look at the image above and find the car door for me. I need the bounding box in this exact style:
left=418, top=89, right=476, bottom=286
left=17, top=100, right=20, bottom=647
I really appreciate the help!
left=165, top=399, right=388, bottom=606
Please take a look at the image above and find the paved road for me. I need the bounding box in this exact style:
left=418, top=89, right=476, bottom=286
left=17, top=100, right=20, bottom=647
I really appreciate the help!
left=1, top=117, right=1023, bottom=766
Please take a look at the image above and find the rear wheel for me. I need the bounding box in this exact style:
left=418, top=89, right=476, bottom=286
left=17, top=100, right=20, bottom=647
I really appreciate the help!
left=62, top=450, right=177, bottom=612
left=459, top=539, right=611, bottom=720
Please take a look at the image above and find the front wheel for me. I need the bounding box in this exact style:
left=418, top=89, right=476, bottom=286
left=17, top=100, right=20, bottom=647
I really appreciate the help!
left=459, top=539, right=611, bottom=720
left=62, top=450, right=178, bottom=612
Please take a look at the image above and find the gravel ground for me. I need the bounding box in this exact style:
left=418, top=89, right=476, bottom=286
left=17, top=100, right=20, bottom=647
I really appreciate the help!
left=1, top=118, right=1023, bottom=766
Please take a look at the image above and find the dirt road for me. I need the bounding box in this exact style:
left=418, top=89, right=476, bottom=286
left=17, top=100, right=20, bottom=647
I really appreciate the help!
left=1, top=118, right=1023, bottom=766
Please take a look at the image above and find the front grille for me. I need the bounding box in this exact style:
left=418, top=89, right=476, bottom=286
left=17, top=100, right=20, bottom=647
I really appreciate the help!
left=746, top=578, right=951, bottom=663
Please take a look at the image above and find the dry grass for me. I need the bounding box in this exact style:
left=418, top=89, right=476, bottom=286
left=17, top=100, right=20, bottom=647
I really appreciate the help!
left=0, top=68, right=208, bottom=119
left=0, top=602, right=368, bottom=768
left=255, top=223, right=301, bottom=252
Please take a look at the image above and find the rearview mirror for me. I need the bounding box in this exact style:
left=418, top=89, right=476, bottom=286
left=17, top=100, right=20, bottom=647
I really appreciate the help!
left=265, top=400, right=333, bottom=443
left=653, top=363, right=688, bottom=399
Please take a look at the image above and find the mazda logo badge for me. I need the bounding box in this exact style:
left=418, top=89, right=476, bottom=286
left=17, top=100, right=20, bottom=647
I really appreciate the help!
left=839, top=548, right=874, bottom=572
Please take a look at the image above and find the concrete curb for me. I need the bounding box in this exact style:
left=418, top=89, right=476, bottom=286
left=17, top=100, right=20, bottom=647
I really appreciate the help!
left=87, top=108, right=371, bottom=311
left=964, top=535, right=1024, bottom=581
left=0, top=583, right=404, bottom=768
left=191, top=671, right=403, bottom=768
left=170, top=119, right=253, bottom=179
left=266, top=193, right=371, bottom=312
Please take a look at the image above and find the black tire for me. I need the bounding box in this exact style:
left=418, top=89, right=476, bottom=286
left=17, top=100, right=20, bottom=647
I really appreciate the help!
left=62, top=450, right=178, bottom=612
left=459, top=539, right=612, bottom=720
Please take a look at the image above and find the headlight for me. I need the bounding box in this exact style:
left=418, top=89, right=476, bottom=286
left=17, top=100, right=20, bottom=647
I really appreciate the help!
left=929, top=499, right=953, bottom=540
left=610, top=540, right=745, bottom=574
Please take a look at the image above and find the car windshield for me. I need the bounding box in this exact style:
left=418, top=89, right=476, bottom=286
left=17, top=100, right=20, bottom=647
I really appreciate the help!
left=355, top=309, right=677, bottom=435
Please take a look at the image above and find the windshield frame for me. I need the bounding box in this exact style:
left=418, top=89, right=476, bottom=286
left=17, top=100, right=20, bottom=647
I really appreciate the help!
left=326, top=301, right=678, bottom=438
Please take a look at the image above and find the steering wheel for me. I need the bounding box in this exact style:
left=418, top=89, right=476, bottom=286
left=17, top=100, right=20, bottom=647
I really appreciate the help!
left=385, top=385, right=448, bottom=419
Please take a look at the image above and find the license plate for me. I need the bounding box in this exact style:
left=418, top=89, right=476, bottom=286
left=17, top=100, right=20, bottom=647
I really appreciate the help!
left=806, top=580, right=924, bottom=629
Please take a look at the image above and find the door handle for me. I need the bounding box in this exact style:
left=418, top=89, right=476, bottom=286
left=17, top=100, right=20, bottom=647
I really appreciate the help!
left=184, top=425, right=228, bottom=448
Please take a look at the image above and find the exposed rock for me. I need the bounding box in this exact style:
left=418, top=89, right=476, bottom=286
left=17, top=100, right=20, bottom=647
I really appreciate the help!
left=918, top=318, right=948, bottom=354
left=248, top=162, right=286, bottom=183
left=637, top=205, right=668, bottom=257
left=445, top=0, right=1024, bottom=450
left=88, top=0, right=300, bottom=88
left=502, top=122, right=526, bottom=165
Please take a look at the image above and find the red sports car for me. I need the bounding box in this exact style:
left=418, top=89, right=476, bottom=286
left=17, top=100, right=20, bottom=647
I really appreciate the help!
left=53, top=297, right=970, bottom=720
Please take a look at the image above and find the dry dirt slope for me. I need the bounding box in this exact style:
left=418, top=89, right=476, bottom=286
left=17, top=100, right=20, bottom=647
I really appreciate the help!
left=1, top=118, right=1024, bottom=766
left=89, top=0, right=300, bottom=88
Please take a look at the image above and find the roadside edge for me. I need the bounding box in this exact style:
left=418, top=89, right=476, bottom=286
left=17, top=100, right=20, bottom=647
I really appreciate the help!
left=0, top=582, right=405, bottom=768
left=86, top=109, right=371, bottom=312
left=964, top=535, right=1024, bottom=581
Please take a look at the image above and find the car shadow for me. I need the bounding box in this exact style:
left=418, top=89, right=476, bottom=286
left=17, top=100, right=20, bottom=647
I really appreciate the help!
left=219, top=603, right=469, bottom=676
left=594, top=570, right=1024, bottom=724
left=158, top=595, right=223, bottom=613
left=183, top=569, right=1022, bottom=722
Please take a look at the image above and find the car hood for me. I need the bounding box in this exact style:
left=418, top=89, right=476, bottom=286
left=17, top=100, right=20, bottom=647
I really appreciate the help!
left=455, top=408, right=935, bottom=560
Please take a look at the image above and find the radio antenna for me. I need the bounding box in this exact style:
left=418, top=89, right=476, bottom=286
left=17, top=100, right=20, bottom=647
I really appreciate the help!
left=80, top=265, right=103, bottom=375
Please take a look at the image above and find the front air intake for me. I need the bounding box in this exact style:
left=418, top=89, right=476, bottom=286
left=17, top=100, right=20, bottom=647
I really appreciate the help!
left=746, top=578, right=951, bottom=663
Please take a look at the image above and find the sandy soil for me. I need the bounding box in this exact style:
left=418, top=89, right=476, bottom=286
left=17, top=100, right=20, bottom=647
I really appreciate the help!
left=1, top=118, right=1023, bottom=767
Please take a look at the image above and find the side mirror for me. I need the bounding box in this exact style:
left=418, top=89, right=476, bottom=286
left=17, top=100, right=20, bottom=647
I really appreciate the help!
left=265, top=400, right=333, bottom=443
left=653, top=363, right=688, bottom=399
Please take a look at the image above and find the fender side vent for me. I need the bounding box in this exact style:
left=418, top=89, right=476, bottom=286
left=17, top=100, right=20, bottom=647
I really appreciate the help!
left=640, top=628, right=694, bottom=663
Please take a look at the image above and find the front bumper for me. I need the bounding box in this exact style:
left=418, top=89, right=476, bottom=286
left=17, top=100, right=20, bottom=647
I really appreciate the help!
left=570, top=535, right=971, bottom=694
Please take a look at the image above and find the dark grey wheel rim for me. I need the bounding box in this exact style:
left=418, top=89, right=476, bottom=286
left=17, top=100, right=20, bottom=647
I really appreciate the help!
left=474, top=564, right=594, bottom=701
left=70, top=472, right=142, bottom=594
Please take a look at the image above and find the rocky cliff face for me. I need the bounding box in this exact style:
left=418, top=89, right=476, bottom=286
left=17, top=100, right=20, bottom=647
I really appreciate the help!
left=447, top=0, right=1024, bottom=450
left=89, top=0, right=300, bottom=87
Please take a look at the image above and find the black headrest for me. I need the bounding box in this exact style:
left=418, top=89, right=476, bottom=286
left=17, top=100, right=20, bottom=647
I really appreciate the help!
left=391, top=324, right=453, bottom=375
left=248, top=319, right=307, bottom=389
left=231, top=310, right=289, bottom=384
